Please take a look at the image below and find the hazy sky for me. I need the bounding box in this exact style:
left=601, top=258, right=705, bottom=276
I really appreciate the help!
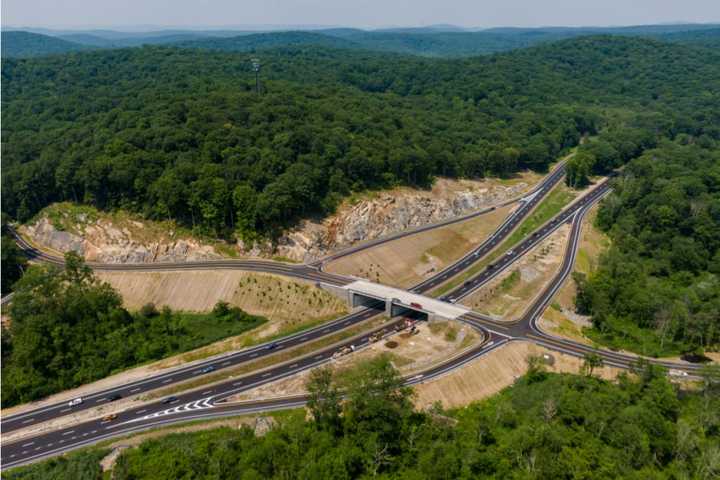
left=3, top=0, right=720, bottom=29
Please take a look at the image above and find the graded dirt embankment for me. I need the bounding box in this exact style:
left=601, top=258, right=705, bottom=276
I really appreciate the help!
left=537, top=203, right=610, bottom=343
left=224, top=320, right=480, bottom=403
left=413, top=341, right=621, bottom=409
left=460, top=224, right=570, bottom=319
left=324, top=204, right=515, bottom=288
left=0, top=273, right=346, bottom=432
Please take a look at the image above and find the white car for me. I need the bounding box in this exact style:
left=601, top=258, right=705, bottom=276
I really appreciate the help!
left=68, top=397, right=83, bottom=407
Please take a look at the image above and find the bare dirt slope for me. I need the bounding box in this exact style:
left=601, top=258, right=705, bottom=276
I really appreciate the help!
left=537, top=203, right=610, bottom=343
left=225, top=320, right=480, bottom=403
left=461, top=224, right=570, bottom=319
left=413, top=341, right=621, bottom=409
left=325, top=204, right=516, bottom=288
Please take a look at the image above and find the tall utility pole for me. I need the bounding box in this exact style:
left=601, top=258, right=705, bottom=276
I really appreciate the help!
left=251, top=58, right=261, bottom=93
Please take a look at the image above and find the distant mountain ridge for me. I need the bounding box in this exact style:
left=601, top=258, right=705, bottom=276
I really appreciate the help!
left=3, top=23, right=720, bottom=58
left=1, top=31, right=90, bottom=58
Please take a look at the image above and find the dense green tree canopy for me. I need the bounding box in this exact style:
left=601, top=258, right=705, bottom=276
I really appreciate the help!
left=8, top=360, right=719, bottom=479
left=577, top=140, right=720, bottom=356
left=3, top=36, right=718, bottom=241
left=1, top=253, right=265, bottom=406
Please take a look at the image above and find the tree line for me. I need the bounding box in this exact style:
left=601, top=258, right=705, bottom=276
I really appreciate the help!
left=575, top=139, right=720, bottom=357
left=4, top=36, right=718, bottom=243
left=1, top=253, right=265, bottom=406
left=8, top=356, right=720, bottom=479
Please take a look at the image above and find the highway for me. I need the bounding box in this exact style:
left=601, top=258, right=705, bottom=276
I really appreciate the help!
left=3, top=166, right=705, bottom=468
left=1, top=160, right=567, bottom=435
left=1, top=163, right=567, bottom=466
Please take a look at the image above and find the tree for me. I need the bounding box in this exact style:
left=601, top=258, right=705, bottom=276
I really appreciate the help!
left=1, top=235, right=27, bottom=294
left=306, top=367, right=341, bottom=433
left=581, top=353, right=603, bottom=376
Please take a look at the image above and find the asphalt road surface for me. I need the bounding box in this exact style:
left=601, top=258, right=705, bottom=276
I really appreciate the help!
left=2, top=160, right=567, bottom=435
left=2, top=175, right=706, bottom=469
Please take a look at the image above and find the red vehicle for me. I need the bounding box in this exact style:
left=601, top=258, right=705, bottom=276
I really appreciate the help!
left=410, top=302, right=422, bottom=309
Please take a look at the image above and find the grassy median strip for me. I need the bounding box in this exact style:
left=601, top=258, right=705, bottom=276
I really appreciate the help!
left=432, top=185, right=576, bottom=297
left=144, top=315, right=391, bottom=400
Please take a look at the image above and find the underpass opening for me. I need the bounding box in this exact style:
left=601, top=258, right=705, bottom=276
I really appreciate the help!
left=390, top=302, right=429, bottom=322
left=351, top=292, right=385, bottom=310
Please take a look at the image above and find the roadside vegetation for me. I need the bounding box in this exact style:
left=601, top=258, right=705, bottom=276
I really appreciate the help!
left=0, top=253, right=266, bottom=407
left=7, top=357, right=720, bottom=479
left=576, top=140, right=720, bottom=358
left=4, top=36, right=718, bottom=246
left=434, top=183, right=576, bottom=296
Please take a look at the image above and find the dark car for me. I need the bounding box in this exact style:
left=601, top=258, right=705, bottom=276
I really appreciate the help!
left=162, top=396, right=178, bottom=404
left=267, top=342, right=279, bottom=350
left=201, top=366, right=216, bottom=374
left=108, top=393, right=122, bottom=402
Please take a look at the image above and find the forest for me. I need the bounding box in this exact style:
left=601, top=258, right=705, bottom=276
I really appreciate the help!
left=575, top=139, right=720, bottom=357
left=0, top=253, right=265, bottom=406
left=2, top=35, right=719, bottom=242
left=7, top=357, right=720, bottom=479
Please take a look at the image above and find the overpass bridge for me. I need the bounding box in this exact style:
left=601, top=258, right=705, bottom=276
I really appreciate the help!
left=326, top=279, right=470, bottom=321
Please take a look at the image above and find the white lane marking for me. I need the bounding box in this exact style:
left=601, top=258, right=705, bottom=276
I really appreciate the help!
left=233, top=382, right=243, bottom=386
left=289, top=363, right=298, bottom=368
left=221, top=361, right=230, bottom=366
left=136, top=409, right=147, bottom=414
left=21, top=418, right=35, bottom=424
left=61, top=430, right=75, bottom=436
left=162, top=378, right=173, bottom=384
left=60, top=408, right=70, bottom=413
left=95, top=397, right=107, bottom=402
left=130, top=388, right=141, bottom=393
left=201, top=390, right=213, bottom=395
left=47, top=443, right=53, bottom=447
left=262, top=372, right=271, bottom=377
left=124, top=396, right=216, bottom=424
left=91, top=430, right=97, bottom=434
left=314, top=355, right=323, bottom=360
left=21, top=442, right=34, bottom=447
left=250, top=353, right=258, bottom=358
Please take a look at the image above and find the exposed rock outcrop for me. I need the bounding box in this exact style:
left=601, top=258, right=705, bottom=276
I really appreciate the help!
left=21, top=217, right=221, bottom=264
left=271, top=179, right=530, bottom=262
left=22, top=177, right=531, bottom=264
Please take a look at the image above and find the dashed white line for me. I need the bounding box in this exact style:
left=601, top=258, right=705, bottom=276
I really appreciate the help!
left=130, top=388, right=141, bottom=393
left=95, top=397, right=107, bottom=402
left=201, top=390, right=213, bottom=395
left=21, top=418, right=35, bottom=424
left=162, top=378, right=173, bottom=384
left=21, top=442, right=34, bottom=447
left=61, top=430, right=75, bottom=436
left=136, top=410, right=147, bottom=414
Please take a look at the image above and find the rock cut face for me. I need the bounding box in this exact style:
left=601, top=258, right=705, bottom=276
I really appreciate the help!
left=21, top=217, right=221, bottom=264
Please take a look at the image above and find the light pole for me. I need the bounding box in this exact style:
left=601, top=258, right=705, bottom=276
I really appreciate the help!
left=251, top=58, right=261, bottom=93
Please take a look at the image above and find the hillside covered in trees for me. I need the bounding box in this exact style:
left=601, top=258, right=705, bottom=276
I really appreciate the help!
left=3, top=36, right=719, bottom=242
left=1, top=254, right=265, bottom=406
left=575, top=139, right=720, bottom=356
left=0, top=31, right=91, bottom=58
left=7, top=357, right=720, bottom=479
